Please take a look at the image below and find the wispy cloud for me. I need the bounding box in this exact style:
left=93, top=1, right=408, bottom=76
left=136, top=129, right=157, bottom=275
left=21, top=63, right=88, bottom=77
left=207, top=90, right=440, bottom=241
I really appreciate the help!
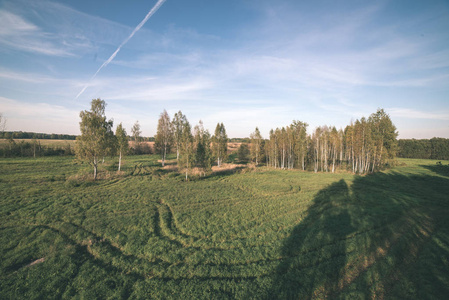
left=2, top=0, right=448, bottom=139
left=0, top=10, right=37, bottom=34
left=0, top=0, right=141, bottom=58
left=0, top=10, right=75, bottom=56
left=389, top=108, right=449, bottom=121
left=75, top=0, right=167, bottom=100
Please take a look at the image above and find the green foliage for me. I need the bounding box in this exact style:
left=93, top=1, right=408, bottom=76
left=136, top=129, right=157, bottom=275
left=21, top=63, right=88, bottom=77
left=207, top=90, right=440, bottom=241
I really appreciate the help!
left=0, top=139, right=74, bottom=157
left=264, top=108, right=398, bottom=173
left=172, top=111, right=187, bottom=161
left=237, top=143, right=250, bottom=163
left=212, top=123, right=228, bottom=167
left=75, top=99, right=115, bottom=180
left=115, top=123, right=128, bottom=155
left=154, top=110, right=173, bottom=166
left=0, top=131, right=77, bottom=140
left=399, top=138, right=449, bottom=160
left=250, top=127, right=263, bottom=165
left=1, top=156, right=449, bottom=298
left=194, top=121, right=212, bottom=174
left=115, top=123, right=128, bottom=171
left=179, top=119, right=194, bottom=180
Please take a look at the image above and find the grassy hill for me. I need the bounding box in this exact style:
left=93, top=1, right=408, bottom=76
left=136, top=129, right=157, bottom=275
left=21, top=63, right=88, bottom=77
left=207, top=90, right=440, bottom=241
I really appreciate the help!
left=1, top=156, right=448, bottom=299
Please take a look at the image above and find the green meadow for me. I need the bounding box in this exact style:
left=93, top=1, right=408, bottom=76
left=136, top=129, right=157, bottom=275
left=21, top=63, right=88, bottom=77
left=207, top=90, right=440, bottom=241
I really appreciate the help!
left=1, top=156, right=448, bottom=299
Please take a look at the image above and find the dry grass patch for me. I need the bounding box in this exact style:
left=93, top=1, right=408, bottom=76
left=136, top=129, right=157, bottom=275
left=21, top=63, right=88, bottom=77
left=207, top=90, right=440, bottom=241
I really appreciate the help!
left=227, top=142, right=241, bottom=152
left=212, top=163, right=245, bottom=173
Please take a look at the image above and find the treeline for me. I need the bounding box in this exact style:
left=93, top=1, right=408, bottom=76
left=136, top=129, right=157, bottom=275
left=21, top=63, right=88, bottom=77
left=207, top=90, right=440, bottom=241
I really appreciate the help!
left=75, top=99, right=229, bottom=180
left=0, top=121, right=151, bottom=158
left=154, top=110, right=229, bottom=179
left=398, top=138, right=449, bottom=160
left=246, top=109, right=398, bottom=174
left=229, top=137, right=251, bottom=143
left=0, top=131, right=156, bottom=142
left=0, top=131, right=77, bottom=140
left=0, top=139, right=74, bottom=158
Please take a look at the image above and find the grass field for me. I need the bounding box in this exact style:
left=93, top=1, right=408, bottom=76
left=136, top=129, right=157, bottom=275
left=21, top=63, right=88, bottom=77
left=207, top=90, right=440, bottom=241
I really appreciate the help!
left=1, top=156, right=448, bottom=299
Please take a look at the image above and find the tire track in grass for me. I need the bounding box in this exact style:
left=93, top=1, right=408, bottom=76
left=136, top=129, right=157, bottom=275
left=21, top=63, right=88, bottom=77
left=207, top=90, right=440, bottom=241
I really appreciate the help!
left=1, top=223, right=150, bottom=279
left=2, top=205, right=431, bottom=283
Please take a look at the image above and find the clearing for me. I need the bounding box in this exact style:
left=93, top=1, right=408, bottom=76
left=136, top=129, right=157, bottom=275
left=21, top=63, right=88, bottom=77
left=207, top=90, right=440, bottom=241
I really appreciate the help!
left=0, top=156, right=448, bottom=299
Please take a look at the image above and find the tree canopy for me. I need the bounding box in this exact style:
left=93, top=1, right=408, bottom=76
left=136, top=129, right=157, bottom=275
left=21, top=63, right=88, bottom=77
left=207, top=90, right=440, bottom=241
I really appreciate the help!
left=212, top=123, right=228, bottom=167
left=75, top=99, right=114, bottom=180
left=115, top=123, right=128, bottom=171
left=155, top=110, right=173, bottom=167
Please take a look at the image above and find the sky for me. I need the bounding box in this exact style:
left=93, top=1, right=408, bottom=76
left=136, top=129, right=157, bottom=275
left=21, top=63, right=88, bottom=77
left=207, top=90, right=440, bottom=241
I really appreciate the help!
left=0, top=0, right=448, bottom=139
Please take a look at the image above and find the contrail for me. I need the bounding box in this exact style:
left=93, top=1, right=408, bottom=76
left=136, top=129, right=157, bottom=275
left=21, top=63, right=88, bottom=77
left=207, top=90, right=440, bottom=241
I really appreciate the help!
left=75, top=0, right=167, bottom=100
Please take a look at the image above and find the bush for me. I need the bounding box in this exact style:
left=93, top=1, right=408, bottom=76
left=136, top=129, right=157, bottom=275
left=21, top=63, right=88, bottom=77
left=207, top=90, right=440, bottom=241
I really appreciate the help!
left=237, top=143, right=250, bottom=163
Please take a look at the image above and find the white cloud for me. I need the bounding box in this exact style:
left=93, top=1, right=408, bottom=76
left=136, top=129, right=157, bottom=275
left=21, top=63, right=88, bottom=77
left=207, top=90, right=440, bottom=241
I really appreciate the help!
left=1, top=0, right=448, bottom=140
left=0, top=97, right=80, bottom=134
left=0, top=10, right=37, bottom=35
left=0, top=0, right=140, bottom=57
left=0, top=10, right=77, bottom=56
left=389, top=108, right=449, bottom=121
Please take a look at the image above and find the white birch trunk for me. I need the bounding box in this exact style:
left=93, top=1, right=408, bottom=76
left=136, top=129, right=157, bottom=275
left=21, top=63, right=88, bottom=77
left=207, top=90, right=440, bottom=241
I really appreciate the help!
left=118, top=150, right=122, bottom=171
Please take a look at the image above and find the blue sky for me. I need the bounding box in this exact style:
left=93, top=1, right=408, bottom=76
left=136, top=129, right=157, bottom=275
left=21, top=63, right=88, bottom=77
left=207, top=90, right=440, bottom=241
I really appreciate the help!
left=0, top=0, right=448, bottom=138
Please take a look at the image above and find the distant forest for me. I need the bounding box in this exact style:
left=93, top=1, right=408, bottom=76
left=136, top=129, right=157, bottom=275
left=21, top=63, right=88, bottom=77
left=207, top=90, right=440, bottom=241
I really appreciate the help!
left=0, top=131, right=77, bottom=140
left=0, top=131, right=157, bottom=141
left=398, top=138, right=449, bottom=160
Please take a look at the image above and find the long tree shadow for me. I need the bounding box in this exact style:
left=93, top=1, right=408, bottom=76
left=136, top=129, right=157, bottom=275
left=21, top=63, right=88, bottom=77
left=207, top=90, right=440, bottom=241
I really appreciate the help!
left=267, top=179, right=354, bottom=299
left=420, top=163, right=449, bottom=177
left=267, top=170, right=449, bottom=299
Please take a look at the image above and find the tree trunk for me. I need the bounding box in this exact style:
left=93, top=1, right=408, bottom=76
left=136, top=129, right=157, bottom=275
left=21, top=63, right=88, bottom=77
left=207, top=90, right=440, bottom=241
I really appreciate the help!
left=332, top=150, right=336, bottom=173
left=118, top=151, right=122, bottom=171
left=93, top=157, right=98, bottom=180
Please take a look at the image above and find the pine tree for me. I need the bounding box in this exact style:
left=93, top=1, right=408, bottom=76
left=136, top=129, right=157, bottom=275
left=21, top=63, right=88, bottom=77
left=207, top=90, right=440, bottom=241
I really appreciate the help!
left=250, top=127, right=263, bottom=165
left=194, top=121, right=212, bottom=175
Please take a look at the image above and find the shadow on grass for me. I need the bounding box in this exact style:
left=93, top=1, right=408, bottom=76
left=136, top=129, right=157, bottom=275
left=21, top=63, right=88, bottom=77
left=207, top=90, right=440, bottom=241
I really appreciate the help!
left=420, top=164, right=449, bottom=177
left=267, top=170, right=449, bottom=299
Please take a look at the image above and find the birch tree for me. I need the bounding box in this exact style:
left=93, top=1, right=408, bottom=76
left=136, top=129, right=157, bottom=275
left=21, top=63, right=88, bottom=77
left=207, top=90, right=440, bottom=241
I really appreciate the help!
left=155, top=109, right=173, bottom=167
left=115, top=123, right=128, bottom=171
left=131, top=121, right=142, bottom=154
left=172, top=111, right=187, bottom=161
left=179, top=118, right=193, bottom=181
left=75, top=99, right=114, bottom=180
left=212, top=123, right=228, bottom=167
left=0, top=113, right=6, bottom=133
